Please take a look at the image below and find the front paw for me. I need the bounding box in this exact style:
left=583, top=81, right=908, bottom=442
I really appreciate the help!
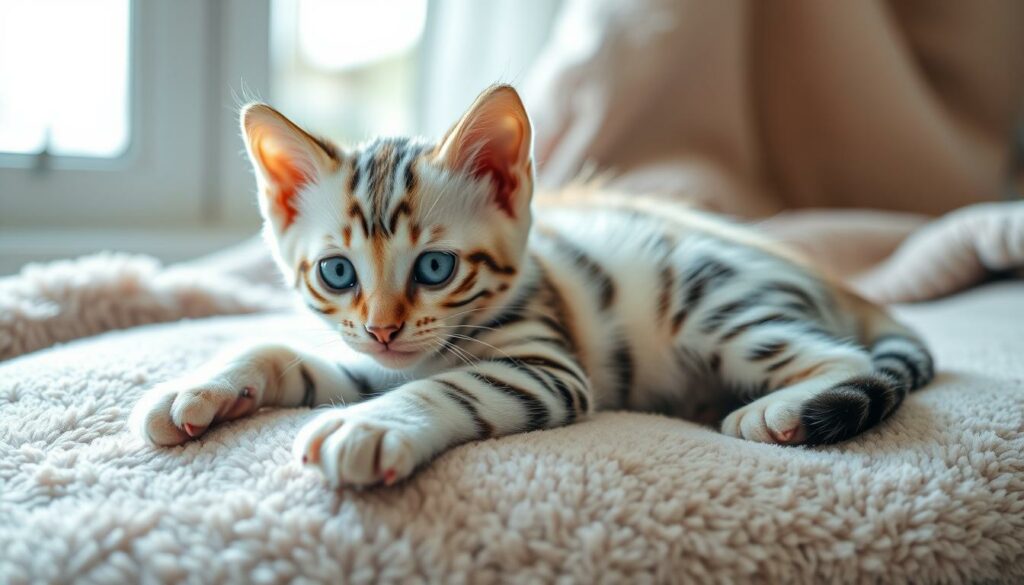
left=129, top=379, right=259, bottom=446
left=293, top=406, right=423, bottom=488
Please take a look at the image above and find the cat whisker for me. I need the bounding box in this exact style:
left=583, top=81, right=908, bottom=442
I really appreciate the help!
left=439, top=303, right=558, bottom=325
left=430, top=335, right=478, bottom=368
left=436, top=305, right=497, bottom=322
left=269, top=335, right=360, bottom=390
left=430, top=323, right=501, bottom=332
left=442, top=342, right=477, bottom=368
left=444, top=333, right=517, bottom=362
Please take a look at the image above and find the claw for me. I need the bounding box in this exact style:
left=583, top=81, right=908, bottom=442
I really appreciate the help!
left=383, top=469, right=397, bottom=486
left=240, top=386, right=253, bottom=399
left=183, top=423, right=206, bottom=437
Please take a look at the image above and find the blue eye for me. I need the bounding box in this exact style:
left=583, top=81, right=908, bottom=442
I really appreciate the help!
left=318, top=256, right=357, bottom=290
left=413, top=251, right=457, bottom=286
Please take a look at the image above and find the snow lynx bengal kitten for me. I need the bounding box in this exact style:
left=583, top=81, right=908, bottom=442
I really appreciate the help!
left=130, top=86, right=933, bottom=488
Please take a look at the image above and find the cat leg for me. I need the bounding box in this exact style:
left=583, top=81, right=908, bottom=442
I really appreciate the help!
left=130, top=342, right=377, bottom=446
left=294, top=349, right=592, bottom=488
left=711, top=322, right=893, bottom=445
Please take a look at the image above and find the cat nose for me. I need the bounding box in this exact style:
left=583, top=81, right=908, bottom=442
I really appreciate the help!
left=364, top=322, right=404, bottom=345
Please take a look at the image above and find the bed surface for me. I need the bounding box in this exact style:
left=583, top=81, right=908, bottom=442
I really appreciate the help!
left=2, top=282, right=1022, bottom=583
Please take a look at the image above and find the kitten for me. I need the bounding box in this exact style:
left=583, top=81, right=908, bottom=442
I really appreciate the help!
left=130, top=85, right=933, bottom=488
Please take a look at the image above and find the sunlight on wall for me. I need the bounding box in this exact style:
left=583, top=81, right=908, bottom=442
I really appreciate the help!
left=0, top=0, right=130, bottom=158
left=297, top=0, right=427, bottom=71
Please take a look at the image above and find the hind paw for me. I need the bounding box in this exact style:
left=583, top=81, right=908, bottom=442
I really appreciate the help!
left=722, top=390, right=808, bottom=445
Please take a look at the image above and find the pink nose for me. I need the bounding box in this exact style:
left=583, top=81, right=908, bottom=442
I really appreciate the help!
left=365, top=323, right=404, bottom=345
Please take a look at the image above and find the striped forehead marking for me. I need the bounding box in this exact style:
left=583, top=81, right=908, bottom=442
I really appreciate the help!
left=349, top=137, right=431, bottom=239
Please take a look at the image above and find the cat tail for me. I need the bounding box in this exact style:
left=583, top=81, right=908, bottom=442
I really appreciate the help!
left=867, top=329, right=935, bottom=395
left=834, top=285, right=936, bottom=395
left=856, top=294, right=936, bottom=398
left=800, top=288, right=935, bottom=445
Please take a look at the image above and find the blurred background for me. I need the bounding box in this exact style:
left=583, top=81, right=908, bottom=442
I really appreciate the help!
left=0, top=0, right=561, bottom=273
left=1, top=0, right=1022, bottom=275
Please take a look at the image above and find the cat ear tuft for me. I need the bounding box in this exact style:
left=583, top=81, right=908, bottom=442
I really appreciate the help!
left=437, top=85, right=533, bottom=218
left=240, top=104, right=337, bottom=231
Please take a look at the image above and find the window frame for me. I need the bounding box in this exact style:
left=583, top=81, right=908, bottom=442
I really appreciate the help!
left=0, top=0, right=270, bottom=231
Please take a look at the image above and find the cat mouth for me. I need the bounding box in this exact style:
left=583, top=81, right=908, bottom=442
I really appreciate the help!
left=364, top=344, right=424, bottom=367
left=372, top=346, right=418, bottom=357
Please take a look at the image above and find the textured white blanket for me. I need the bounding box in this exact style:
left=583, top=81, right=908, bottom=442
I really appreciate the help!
left=1, top=253, right=1023, bottom=583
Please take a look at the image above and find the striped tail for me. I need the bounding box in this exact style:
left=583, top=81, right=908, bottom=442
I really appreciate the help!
left=800, top=331, right=934, bottom=445
left=869, top=333, right=935, bottom=395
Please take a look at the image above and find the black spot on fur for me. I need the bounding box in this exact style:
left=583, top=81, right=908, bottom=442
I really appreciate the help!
left=311, top=135, right=339, bottom=161
left=387, top=200, right=412, bottom=235
left=765, top=354, right=797, bottom=372
left=656, top=264, right=674, bottom=321
left=681, top=258, right=736, bottom=311
left=349, top=161, right=362, bottom=194
left=468, top=372, right=549, bottom=431
left=748, top=340, right=789, bottom=361
left=403, top=150, right=421, bottom=193
left=491, top=357, right=577, bottom=424
left=721, top=314, right=797, bottom=341
left=701, top=296, right=760, bottom=333
left=708, top=352, right=722, bottom=374
left=436, top=379, right=494, bottom=439
left=337, top=364, right=372, bottom=399
left=299, top=364, right=317, bottom=407
left=872, top=353, right=918, bottom=390
left=870, top=334, right=935, bottom=389
left=761, top=281, right=822, bottom=317
left=610, top=338, right=634, bottom=408
left=546, top=232, right=616, bottom=310
left=504, top=354, right=587, bottom=388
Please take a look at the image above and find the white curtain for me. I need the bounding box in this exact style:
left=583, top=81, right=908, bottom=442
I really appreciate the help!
left=416, top=0, right=563, bottom=138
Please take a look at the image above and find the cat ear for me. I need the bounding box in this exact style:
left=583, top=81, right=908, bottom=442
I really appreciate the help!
left=436, top=85, right=533, bottom=218
left=240, top=104, right=337, bottom=231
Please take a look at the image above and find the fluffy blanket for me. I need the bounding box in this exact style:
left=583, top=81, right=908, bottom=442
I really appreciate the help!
left=1, top=203, right=1023, bottom=584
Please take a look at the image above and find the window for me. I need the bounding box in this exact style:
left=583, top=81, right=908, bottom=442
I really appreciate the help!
left=0, top=1, right=271, bottom=273
left=0, top=0, right=270, bottom=227
left=0, top=0, right=131, bottom=158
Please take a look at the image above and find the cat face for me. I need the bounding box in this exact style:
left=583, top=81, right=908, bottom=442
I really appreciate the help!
left=242, top=86, right=534, bottom=370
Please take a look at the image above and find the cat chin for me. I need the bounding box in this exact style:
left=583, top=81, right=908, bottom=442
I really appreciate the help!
left=362, top=347, right=427, bottom=370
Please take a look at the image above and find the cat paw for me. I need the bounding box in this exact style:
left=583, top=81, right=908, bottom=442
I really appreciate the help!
left=721, top=391, right=807, bottom=445
left=129, top=378, right=260, bottom=446
left=293, top=408, right=421, bottom=488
